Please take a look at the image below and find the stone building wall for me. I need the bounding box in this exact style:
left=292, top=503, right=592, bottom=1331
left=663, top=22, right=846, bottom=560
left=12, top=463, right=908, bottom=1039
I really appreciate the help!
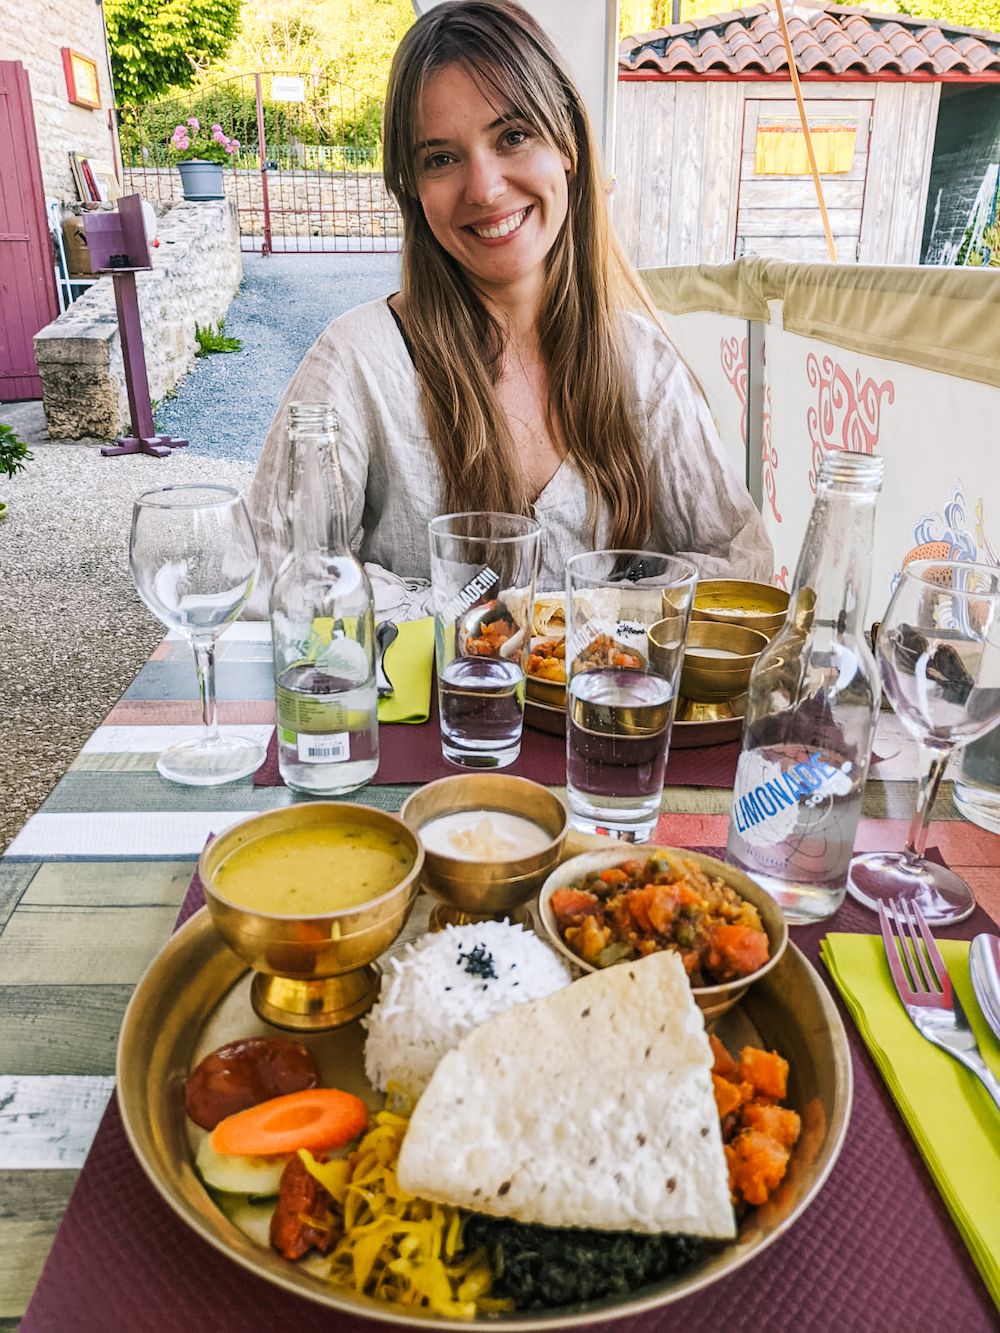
left=1, top=0, right=119, bottom=202
left=122, top=167, right=403, bottom=239
left=33, top=199, right=242, bottom=440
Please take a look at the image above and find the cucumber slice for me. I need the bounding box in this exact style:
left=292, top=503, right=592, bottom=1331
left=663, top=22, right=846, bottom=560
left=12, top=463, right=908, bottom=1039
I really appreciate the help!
left=195, top=1135, right=289, bottom=1197
left=219, top=1195, right=277, bottom=1248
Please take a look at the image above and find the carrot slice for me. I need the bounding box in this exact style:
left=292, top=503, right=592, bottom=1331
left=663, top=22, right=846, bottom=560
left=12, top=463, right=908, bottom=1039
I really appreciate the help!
left=210, top=1088, right=368, bottom=1157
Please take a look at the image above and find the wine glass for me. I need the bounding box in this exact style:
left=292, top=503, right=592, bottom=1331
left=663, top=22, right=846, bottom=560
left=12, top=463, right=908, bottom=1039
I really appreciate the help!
left=129, top=485, right=266, bottom=785
left=847, top=558, right=1000, bottom=924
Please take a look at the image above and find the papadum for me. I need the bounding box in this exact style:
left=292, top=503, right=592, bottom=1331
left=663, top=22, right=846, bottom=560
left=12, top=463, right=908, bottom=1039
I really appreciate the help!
left=396, top=950, right=735, bottom=1239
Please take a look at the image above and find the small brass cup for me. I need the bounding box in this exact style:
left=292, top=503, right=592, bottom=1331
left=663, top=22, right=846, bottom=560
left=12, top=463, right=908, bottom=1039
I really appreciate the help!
left=400, top=774, right=569, bottom=928
left=199, top=803, right=423, bottom=1032
left=680, top=621, right=768, bottom=704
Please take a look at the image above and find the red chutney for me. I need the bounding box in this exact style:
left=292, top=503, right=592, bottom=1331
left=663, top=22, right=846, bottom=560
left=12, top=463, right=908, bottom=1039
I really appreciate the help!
left=185, top=1036, right=319, bottom=1130
left=549, top=854, right=769, bottom=987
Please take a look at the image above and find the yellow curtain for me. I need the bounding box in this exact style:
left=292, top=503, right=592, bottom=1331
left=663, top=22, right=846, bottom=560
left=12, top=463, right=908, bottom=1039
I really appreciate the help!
left=755, top=123, right=857, bottom=175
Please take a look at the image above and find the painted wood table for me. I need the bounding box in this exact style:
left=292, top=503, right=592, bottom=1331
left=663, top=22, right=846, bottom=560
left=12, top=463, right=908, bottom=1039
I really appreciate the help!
left=2, top=622, right=999, bottom=1328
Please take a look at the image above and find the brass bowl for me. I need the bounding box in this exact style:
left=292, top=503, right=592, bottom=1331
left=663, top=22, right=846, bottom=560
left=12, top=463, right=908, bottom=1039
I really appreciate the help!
left=198, top=803, right=423, bottom=1032
left=400, top=773, right=569, bottom=927
left=680, top=621, right=769, bottom=703
left=537, top=846, right=788, bottom=1022
left=691, top=579, right=790, bottom=639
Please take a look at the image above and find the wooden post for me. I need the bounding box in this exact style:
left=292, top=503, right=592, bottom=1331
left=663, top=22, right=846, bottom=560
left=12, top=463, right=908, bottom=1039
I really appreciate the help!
left=774, top=0, right=838, bottom=263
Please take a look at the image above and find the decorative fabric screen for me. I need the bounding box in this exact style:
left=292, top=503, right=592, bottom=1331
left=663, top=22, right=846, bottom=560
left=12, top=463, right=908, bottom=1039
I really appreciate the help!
left=755, top=120, right=857, bottom=175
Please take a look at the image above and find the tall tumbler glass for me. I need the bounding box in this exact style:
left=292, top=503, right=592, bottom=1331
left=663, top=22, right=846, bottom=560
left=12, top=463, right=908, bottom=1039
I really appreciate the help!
left=565, top=551, right=698, bottom=840
left=428, top=512, right=541, bottom=769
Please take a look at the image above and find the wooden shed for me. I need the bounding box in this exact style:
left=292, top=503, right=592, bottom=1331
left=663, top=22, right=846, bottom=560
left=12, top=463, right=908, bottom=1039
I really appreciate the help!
left=614, top=1, right=1000, bottom=267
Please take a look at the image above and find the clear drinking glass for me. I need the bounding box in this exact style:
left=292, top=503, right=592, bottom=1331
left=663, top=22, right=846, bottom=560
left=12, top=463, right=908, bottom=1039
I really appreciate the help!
left=564, top=551, right=698, bottom=841
left=129, top=484, right=266, bottom=785
left=428, top=512, right=541, bottom=769
left=847, top=558, right=1000, bottom=924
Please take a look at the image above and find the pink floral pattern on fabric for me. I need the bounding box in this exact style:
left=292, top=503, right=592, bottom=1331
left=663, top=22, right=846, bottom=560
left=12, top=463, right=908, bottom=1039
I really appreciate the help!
left=721, top=335, right=748, bottom=447
left=761, top=383, right=781, bottom=523
left=806, top=353, right=894, bottom=492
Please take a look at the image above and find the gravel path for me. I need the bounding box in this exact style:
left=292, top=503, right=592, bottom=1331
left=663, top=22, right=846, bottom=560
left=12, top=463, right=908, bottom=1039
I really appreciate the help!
left=0, top=251, right=400, bottom=853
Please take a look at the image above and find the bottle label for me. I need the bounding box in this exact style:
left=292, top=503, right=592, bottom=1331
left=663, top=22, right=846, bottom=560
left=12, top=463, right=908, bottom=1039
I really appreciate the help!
left=730, top=749, right=848, bottom=835
left=727, top=743, right=864, bottom=885
left=279, top=726, right=351, bottom=764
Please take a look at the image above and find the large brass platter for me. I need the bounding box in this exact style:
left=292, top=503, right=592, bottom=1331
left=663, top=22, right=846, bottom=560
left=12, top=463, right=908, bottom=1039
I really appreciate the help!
left=117, top=894, right=852, bottom=1329
left=525, top=694, right=743, bottom=747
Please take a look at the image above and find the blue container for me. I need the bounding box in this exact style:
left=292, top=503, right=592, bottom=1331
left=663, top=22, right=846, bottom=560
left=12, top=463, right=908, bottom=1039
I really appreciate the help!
left=176, top=160, right=224, bottom=201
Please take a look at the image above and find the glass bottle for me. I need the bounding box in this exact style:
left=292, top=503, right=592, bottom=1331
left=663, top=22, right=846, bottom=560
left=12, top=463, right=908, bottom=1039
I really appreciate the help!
left=725, top=450, right=884, bottom=924
left=270, top=402, right=378, bottom=794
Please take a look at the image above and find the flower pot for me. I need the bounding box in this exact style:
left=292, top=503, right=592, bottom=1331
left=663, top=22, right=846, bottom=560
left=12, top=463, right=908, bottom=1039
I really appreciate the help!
left=176, top=160, right=224, bottom=201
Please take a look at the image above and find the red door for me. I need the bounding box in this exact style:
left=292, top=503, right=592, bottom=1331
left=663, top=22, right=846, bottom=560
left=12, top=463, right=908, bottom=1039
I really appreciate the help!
left=0, top=61, right=58, bottom=400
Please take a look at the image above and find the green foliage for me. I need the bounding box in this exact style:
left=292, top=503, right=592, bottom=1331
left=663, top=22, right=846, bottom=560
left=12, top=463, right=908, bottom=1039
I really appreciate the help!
left=195, top=321, right=242, bottom=354
left=894, top=0, right=1000, bottom=30
left=0, top=423, right=33, bottom=481
left=105, top=0, right=243, bottom=105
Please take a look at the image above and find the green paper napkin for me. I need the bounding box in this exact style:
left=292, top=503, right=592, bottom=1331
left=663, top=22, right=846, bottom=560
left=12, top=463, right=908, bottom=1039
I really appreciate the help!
left=821, top=933, right=1000, bottom=1308
left=377, top=617, right=435, bottom=724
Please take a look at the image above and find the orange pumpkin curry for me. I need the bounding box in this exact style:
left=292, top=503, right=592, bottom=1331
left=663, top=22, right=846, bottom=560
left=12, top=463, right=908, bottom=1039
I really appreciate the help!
left=549, top=854, right=769, bottom=985
left=711, top=1035, right=802, bottom=1211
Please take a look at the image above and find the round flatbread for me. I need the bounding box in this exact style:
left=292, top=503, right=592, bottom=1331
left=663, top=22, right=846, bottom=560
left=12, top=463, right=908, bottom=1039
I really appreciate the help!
left=397, top=950, right=735, bottom=1239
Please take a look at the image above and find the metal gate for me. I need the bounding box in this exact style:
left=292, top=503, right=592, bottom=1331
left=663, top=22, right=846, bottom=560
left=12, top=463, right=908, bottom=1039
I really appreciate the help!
left=119, top=72, right=401, bottom=254
left=0, top=61, right=59, bottom=398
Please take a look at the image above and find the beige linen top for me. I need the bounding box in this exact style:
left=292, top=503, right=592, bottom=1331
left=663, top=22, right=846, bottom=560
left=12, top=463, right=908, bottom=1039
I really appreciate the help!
left=246, top=298, right=772, bottom=619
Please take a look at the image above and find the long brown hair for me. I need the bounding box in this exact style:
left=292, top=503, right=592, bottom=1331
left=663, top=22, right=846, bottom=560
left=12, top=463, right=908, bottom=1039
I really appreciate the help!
left=382, top=0, right=662, bottom=549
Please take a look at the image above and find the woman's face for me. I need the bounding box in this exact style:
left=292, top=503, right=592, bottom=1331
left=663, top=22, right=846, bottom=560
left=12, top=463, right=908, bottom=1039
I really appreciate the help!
left=413, top=62, right=571, bottom=311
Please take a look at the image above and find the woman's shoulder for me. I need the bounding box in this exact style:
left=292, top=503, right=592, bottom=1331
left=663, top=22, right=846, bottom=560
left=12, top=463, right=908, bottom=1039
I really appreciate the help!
left=317, top=295, right=401, bottom=353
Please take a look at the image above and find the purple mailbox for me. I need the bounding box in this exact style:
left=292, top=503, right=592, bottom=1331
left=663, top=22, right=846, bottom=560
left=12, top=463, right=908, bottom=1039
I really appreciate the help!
left=83, top=194, right=187, bottom=458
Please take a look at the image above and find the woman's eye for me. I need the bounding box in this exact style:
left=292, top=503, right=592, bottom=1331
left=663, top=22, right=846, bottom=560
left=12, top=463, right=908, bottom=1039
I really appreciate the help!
left=422, top=152, right=453, bottom=171
left=503, top=129, right=529, bottom=148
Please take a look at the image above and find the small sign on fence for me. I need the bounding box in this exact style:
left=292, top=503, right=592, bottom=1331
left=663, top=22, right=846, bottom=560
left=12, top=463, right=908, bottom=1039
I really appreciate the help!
left=271, top=76, right=305, bottom=102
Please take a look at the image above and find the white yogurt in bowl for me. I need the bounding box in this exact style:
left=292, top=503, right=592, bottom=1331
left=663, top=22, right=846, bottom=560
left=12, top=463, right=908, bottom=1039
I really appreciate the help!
left=419, top=810, right=552, bottom=861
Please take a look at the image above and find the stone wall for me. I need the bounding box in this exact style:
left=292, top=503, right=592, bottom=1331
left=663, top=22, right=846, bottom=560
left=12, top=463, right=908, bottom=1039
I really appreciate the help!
left=122, top=167, right=403, bottom=239
left=1, top=0, right=119, bottom=201
left=33, top=199, right=242, bottom=441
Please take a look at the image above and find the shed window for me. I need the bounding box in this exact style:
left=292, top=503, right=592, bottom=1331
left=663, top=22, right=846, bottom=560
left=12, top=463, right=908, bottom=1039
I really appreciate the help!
left=755, top=120, right=857, bottom=175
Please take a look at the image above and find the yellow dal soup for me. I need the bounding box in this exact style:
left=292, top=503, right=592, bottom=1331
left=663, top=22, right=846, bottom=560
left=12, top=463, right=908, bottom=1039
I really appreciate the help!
left=213, top=824, right=416, bottom=915
left=693, top=592, right=777, bottom=614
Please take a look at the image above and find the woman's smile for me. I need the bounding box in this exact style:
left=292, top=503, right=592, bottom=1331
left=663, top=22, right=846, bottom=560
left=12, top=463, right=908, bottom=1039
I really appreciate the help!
left=467, top=206, right=531, bottom=241
left=415, top=64, right=570, bottom=309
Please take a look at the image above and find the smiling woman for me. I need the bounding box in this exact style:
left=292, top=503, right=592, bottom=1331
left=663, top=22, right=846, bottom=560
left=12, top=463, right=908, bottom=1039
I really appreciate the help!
left=245, top=0, right=772, bottom=619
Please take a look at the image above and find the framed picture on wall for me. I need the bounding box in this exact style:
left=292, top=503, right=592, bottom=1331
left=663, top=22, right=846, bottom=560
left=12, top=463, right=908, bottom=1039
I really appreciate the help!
left=62, top=49, right=101, bottom=109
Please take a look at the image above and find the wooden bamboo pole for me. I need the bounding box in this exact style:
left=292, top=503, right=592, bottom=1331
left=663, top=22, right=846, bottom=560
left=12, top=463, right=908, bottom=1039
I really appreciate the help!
left=773, top=0, right=838, bottom=262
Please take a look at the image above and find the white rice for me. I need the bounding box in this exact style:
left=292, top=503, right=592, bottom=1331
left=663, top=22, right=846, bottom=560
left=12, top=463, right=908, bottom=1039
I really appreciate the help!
left=363, top=920, right=572, bottom=1097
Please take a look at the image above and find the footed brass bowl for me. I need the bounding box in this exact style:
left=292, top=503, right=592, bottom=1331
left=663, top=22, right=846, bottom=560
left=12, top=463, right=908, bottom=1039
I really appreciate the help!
left=199, top=803, right=423, bottom=1032
left=401, top=773, right=569, bottom=928
left=680, top=621, right=769, bottom=704
left=691, top=579, right=790, bottom=639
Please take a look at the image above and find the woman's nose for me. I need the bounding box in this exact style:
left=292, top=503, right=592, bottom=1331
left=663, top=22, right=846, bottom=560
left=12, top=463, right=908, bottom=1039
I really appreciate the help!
left=464, top=150, right=505, bottom=205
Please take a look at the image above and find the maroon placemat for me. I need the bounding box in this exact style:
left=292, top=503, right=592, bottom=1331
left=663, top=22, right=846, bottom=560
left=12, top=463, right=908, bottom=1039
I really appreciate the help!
left=253, top=698, right=740, bottom=789
left=22, top=852, right=999, bottom=1332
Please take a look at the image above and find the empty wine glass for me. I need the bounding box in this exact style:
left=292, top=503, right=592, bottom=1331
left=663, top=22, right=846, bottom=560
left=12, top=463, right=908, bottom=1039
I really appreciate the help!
left=130, top=484, right=266, bottom=785
left=847, top=558, right=1000, bottom=924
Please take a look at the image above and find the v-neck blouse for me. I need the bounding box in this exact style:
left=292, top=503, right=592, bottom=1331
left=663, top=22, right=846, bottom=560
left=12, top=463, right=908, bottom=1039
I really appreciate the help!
left=246, top=297, right=772, bottom=618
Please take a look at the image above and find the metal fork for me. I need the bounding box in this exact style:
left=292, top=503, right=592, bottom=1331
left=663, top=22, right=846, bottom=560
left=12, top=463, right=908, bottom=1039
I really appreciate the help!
left=879, top=898, right=1000, bottom=1111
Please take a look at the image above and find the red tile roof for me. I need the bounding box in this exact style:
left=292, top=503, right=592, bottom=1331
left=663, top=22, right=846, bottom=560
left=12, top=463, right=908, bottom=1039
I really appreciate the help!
left=619, top=2, right=1000, bottom=78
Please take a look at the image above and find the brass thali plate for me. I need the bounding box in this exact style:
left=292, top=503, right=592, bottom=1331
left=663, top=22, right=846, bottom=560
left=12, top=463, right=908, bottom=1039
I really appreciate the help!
left=117, top=893, right=852, bottom=1328
left=525, top=688, right=744, bottom=748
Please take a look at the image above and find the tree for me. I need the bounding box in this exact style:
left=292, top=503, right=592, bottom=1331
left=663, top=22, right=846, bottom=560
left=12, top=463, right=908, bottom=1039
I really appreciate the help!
left=896, top=0, right=1000, bottom=32
left=105, top=0, right=243, bottom=105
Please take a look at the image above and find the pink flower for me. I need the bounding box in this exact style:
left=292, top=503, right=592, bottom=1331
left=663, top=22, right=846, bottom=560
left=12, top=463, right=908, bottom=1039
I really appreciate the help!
left=211, top=123, right=222, bottom=133
left=187, top=117, right=200, bottom=132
